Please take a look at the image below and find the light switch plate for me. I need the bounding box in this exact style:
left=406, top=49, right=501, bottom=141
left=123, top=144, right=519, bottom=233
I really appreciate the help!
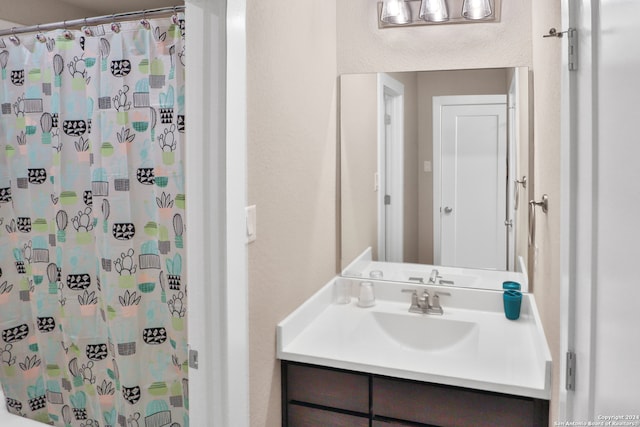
left=246, top=205, right=256, bottom=243
left=424, top=161, right=432, bottom=173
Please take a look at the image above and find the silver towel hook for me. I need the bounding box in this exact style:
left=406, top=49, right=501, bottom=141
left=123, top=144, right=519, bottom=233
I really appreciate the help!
left=528, top=194, right=549, bottom=247
left=530, top=194, right=549, bottom=214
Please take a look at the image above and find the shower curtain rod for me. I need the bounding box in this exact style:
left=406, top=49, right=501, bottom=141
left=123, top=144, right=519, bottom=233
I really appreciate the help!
left=0, top=5, right=185, bottom=38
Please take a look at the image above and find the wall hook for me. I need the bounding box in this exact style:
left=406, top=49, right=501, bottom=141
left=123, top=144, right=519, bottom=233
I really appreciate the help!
left=544, top=27, right=568, bottom=38
left=528, top=194, right=549, bottom=246
left=530, top=194, right=549, bottom=213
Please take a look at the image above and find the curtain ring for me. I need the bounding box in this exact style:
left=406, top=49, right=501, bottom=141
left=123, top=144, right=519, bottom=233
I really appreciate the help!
left=111, top=15, right=121, bottom=33
left=9, top=27, right=20, bottom=45
left=62, top=21, right=74, bottom=40
left=83, top=18, right=93, bottom=36
left=172, top=7, right=180, bottom=24
left=36, top=25, right=47, bottom=43
left=140, top=10, right=150, bottom=29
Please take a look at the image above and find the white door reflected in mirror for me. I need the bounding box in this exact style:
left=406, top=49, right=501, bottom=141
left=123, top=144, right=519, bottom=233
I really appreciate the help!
left=434, top=95, right=507, bottom=270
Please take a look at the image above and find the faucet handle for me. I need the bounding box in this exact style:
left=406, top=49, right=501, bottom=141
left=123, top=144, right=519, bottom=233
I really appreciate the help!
left=401, top=289, right=420, bottom=309
left=434, top=291, right=451, bottom=297
left=430, top=291, right=450, bottom=306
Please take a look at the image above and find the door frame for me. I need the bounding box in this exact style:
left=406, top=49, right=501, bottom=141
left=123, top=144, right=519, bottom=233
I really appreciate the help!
left=186, top=0, right=250, bottom=426
left=432, top=94, right=508, bottom=268
left=507, top=75, right=517, bottom=272
left=377, top=73, right=404, bottom=262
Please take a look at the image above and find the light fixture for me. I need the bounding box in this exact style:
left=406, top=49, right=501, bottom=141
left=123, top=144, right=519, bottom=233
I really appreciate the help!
left=381, top=0, right=412, bottom=24
left=378, top=0, right=498, bottom=28
left=419, top=0, right=449, bottom=22
left=462, top=0, right=492, bottom=20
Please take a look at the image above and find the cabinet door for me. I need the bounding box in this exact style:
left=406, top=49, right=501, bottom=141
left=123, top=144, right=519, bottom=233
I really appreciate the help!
left=286, top=364, right=369, bottom=413
left=373, top=420, right=427, bottom=426
left=288, top=404, right=369, bottom=427
left=373, top=377, right=545, bottom=427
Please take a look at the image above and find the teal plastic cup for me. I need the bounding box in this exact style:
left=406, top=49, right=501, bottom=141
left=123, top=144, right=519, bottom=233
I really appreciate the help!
left=503, top=290, right=522, bottom=320
left=502, top=281, right=521, bottom=291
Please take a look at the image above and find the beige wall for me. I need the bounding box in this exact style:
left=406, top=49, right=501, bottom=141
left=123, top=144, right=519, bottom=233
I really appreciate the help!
left=340, top=71, right=420, bottom=268
left=337, top=0, right=532, bottom=75
left=531, top=0, right=562, bottom=423
left=249, top=0, right=563, bottom=425
left=340, top=73, right=379, bottom=266
left=0, top=1, right=94, bottom=25
left=246, top=1, right=338, bottom=426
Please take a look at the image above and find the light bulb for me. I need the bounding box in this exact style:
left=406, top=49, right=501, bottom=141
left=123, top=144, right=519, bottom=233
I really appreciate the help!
left=420, top=0, right=449, bottom=22
left=381, top=0, right=412, bottom=24
left=462, top=0, right=492, bottom=20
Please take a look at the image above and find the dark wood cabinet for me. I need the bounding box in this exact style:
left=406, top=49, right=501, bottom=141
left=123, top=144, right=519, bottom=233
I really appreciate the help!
left=288, top=405, right=370, bottom=427
left=282, top=361, right=549, bottom=427
left=373, top=377, right=547, bottom=427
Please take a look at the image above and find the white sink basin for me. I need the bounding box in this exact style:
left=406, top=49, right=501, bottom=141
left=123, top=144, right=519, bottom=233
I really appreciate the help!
left=277, top=277, right=552, bottom=400
left=370, top=312, right=478, bottom=352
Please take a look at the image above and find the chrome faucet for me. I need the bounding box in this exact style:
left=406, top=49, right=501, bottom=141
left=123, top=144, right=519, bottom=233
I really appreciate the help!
left=402, top=288, right=451, bottom=315
left=428, top=269, right=441, bottom=284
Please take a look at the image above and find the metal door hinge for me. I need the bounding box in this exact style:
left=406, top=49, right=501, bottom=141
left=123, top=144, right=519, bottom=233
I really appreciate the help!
left=384, top=195, right=391, bottom=205
left=189, top=348, right=199, bottom=369
left=385, top=114, right=391, bottom=125
left=568, top=28, right=578, bottom=71
left=543, top=27, right=577, bottom=71
left=566, top=351, right=576, bottom=391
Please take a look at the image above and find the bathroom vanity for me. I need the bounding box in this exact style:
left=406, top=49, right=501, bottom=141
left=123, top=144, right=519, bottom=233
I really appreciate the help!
left=282, top=362, right=549, bottom=426
left=277, top=273, right=551, bottom=426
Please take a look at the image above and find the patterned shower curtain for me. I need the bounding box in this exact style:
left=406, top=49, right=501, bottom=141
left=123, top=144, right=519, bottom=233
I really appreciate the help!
left=0, top=13, right=188, bottom=427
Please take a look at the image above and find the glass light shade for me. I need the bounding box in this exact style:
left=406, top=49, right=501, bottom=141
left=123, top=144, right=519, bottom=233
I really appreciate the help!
left=462, top=0, right=492, bottom=20
left=419, top=0, right=449, bottom=22
left=381, top=0, right=412, bottom=24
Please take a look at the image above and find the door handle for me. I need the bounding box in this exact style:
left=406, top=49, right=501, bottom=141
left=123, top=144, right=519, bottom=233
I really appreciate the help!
left=443, top=207, right=453, bottom=214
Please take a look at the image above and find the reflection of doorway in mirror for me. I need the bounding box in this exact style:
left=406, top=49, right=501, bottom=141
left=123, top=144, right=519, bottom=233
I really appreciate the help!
left=378, top=74, right=404, bottom=262
left=433, top=95, right=508, bottom=270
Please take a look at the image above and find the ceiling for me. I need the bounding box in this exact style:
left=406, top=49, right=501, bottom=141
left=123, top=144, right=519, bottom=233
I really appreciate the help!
left=56, top=0, right=182, bottom=16
left=0, top=0, right=183, bottom=26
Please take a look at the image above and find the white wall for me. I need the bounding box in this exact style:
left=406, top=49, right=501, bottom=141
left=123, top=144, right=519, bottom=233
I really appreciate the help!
left=592, top=0, right=640, bottom=412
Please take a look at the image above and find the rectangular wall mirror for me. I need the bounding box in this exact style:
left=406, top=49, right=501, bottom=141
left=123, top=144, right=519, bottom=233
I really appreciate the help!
left=340, top=67, right=532, bottom=286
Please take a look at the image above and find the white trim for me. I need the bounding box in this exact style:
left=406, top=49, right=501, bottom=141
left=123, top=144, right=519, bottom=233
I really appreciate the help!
left=377, top=73, right=404, bottom=262
left=185, top=0, right=249, bottom=425
left=507, top=74, right=517, bottom=271
left=558, top=0, right=574, bottom=420
left=224, top=0, right=250, bottom=424
left=185, top=3, right=214, bottom=426
left=560, top=0, right=599, bottom=420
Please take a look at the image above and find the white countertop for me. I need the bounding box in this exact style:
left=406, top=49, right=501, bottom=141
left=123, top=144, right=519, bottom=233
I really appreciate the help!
left=277, top=277, right=552, bottom=400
